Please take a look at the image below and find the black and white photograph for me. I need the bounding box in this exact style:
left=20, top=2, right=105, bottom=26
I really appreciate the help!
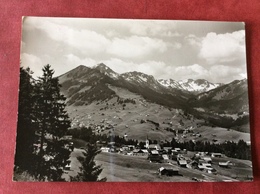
left=14, top=17, right=252, bottom=182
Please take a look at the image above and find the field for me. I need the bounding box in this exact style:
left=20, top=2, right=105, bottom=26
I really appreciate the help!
left=63, top=146, right=252, bottom=182
left=63, top=85, right=252, bottom=182
left=66, top=97, right=250, bottom=143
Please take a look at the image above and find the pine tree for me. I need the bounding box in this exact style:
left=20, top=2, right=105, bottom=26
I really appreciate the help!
left=72, top=143, right=106, bottom=182
left=14, top=67, right=38, bottom=173
left=34, top=64, right=71, bottom=181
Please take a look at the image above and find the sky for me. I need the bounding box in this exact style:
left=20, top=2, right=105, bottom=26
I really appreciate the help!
left=20, top=17, right=247, bottom=83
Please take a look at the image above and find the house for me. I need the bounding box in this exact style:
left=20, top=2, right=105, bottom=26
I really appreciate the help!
left=100, top=147, right=110, bottom=152
left=178, top=160, right=187, bottom=167
left=205, top=168, right=217, bottom=174
left=202, top=156, right=212, bottom=163
left=148, top=151, right=162, bottom=163
left=162, top=154, right=169, bottom=162
left=219, top=161, right=232, bottom=168
left=133, top=149, right=146, bottom=156
left=148, top=144, right=161, bottom=150
left=150, top=150, right=159, bottom=154
left=121, top=146, right=129, bottom=151
left=141, top=149, right=149, bottom=155
left=195, top=152, right=207, bottom=157
left=211, top=153, right=223, bottom=158
left=198, top=163, right=213, bottom=171
left=159, top=167, right=179, bottom=176
left=127, top=145, right=135, bottom=151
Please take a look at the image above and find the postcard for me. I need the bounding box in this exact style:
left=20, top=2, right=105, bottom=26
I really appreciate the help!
left=13, top=17, right=252, bottom=182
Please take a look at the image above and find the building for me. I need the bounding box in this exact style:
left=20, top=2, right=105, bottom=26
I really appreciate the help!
left=148, top=144, right=161, bottom=150
left=158, top=167, right=179, bottom=176
left=133, top=149, right=146, bottom=156
left=211, top=153, right=223, bottom=158
left=148, top=150, right=162, bottom=163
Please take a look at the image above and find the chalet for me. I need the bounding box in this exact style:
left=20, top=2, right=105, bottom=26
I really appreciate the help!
left=127, top=145, right=135, bottom=151
left=148, top=144, right=161, bottom=150
left=151, top=150, right=159, bottom=155
left=195, top=152, right=207, bottom=157
left=100, top=147, right=110, bottom=152
left=158, top=167, right=179, bottom=176
left=205, top=168, right=217, bottom=174
left=202, top=156, right=212, bottom=163
left=198, top=163, right=213, bottom=171
left=219, top=161, right=232, bottom=168
left=133, top=149, right=146, bottom=156
left=162, top=154, right=169, bottom=162
left=178, top=160, right=187, bottom=167
left=141, top=149, right=149, bottom=155
left=121, top=146, right=129, bottom=151
left=211, top=153, right=223, bottom=158
left=148, top=150, right=162, bottom=163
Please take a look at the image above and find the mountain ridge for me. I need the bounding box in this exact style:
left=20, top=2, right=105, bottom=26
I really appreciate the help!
left=58, top=64, right=248, bottom=114
left=58, top=64, right=250, bottom=135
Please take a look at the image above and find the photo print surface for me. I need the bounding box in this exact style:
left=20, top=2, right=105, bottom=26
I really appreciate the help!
left=14, top=17, right=252, bottom=182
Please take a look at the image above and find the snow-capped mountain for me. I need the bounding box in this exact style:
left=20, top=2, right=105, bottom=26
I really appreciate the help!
left=58, top=64, right=249, bottom=131
left=58, top=64, right=190, bottom=108
left=58, top=64, right=247, bottom=113
left=158, top=78, right=222, bottom=93
left=94, top=63, right=119, bottom=79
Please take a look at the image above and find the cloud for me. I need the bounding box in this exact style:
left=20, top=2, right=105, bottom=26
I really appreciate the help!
left=174, top=64, right=209, bottom=80
left=20, top=53, right=43, bottom=77
left=121, top=20, right=180, bottom=37
left=107, top=36, right=168, bottom=58
left=185, top=34, right=201, bottom=46
left=65, top=54, right=97, bottom=67
left=199, top=30, right=245, bottom=64
left=100, top=58, right=170, bottom=79
left=173, top=63, right=246, bottom=83
left=208, top=65, right=246, bottom=83
left=34, top=20, right=111, bottom=55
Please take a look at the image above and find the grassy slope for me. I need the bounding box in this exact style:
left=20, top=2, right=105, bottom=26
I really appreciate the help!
left=66, top=85, right=251, bottom=143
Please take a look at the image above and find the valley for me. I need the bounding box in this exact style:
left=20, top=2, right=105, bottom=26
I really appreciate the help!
left=59, top=63, right=252, bottom=182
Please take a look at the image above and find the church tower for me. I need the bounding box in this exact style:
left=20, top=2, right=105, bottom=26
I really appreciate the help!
left=145, top=135, right=149, bottom=149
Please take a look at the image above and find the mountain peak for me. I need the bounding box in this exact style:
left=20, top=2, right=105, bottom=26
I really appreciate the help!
left=158, top=78, right=222, bottom=93
left=96, top=63, right=107, bottom=69
left=94, top=63, right=119, bottom=79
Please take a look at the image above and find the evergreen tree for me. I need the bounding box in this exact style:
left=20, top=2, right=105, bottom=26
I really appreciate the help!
left=14, top=67, right=37, bottom=173
left=34, top=64, right=71, bottom=181
left=72, top=143, right=106, bottom=182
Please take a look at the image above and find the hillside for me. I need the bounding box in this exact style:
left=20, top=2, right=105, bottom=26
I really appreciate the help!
left=58, top=64, right=191, bottom=109
left=58, top=64, right=250, bottom=139
left=189, top=79, right=249, bottom=114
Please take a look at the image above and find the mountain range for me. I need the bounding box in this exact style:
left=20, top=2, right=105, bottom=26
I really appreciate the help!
left=58, top=63, right=249, bottom=133
left=158, top=78, right=222, bottom=93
